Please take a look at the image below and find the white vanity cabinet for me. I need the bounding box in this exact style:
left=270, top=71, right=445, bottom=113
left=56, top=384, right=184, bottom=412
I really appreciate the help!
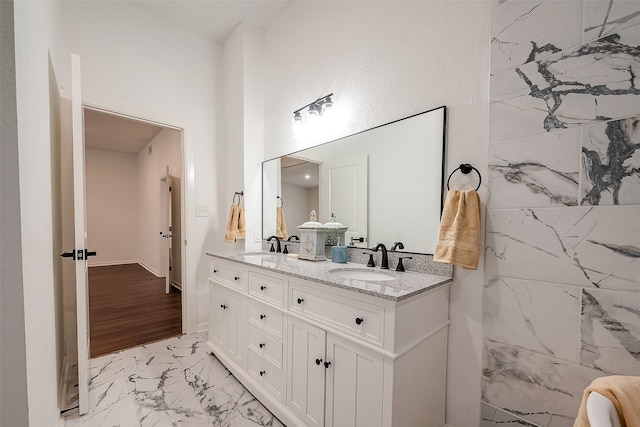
left=207, top=255, right=450, bottom=427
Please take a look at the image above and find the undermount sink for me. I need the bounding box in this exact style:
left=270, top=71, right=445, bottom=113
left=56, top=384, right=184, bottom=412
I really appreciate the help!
left=328, top=268, right=396, bottom=282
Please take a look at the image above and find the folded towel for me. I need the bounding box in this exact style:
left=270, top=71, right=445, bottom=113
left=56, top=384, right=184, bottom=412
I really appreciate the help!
left=224, top=204, right=240, bottom=243
left=574, top=376, right=640, bottom=427
left=276, top=206, right=288, bottom=240
left=237, top=205, right=246, bottom=240
left=433, top=189, right=481, bottom=270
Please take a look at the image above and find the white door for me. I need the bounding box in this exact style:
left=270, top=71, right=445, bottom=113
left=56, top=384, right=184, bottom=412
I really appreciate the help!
left=68, top=54, right=91, bottom=415
left=319, top=155, right=368, bottom=246
left=325, top=334, right=384, bottom=427
left=160, top=166, right=172, bottom=293
left=288, top=318, right=326, bottom=427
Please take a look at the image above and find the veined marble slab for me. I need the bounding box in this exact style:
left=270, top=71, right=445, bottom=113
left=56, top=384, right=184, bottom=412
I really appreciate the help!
left=483, top=276, right=581, bottom=363
left=485, top=206, right=640, bottom=290
left=482, top=340, right=603, bottom=427
left=581, top=288, right=640, bottom=375
left=64, top=333, right=283, bottom=427
left=490, top=25, right=640, bottom=143
left=584, top=1, right=640, bottom=42
left=488, top=128, right=581, bottom=208
left=581, top=115, right=640, bottom=205
left=481, top=401, right=539, bottom=427
left=491, top=1, right=582, bottom=75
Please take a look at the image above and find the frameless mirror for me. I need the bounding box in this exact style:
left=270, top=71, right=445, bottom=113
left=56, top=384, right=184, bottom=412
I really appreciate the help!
left=262, top=106, right=446, bottom=254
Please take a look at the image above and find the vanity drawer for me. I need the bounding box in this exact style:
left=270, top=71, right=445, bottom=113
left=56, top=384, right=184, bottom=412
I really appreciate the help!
left=290, top=282, right=385, bottom=346
left=248, top=326, right=283, bottom=368
left=249, top=300, right=284, bottom=338
left=248, top=352, right=285, bottom=403
left=249, top=272, right=285, bottom=307
left=210, top=261, right=247, bottom=291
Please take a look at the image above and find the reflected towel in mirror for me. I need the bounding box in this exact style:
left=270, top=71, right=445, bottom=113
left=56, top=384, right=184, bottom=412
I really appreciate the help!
left=276, top=206, right=288, bottom=240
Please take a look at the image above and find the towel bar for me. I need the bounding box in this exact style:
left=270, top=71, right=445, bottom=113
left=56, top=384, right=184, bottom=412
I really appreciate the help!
left=447, top=163, right=481, bottom=191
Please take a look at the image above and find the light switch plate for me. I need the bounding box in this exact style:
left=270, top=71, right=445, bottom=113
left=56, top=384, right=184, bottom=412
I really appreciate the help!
left=195, top=205, right=209, bottom=217
left=254, top=230, right=261, bottom=243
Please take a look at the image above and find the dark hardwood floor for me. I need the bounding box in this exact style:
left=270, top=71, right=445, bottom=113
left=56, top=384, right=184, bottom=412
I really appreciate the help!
left=88, top=263, right=182, bottom=358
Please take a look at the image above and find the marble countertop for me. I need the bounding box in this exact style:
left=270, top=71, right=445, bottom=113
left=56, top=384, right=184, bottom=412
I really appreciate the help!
left=206, top=252, right=451, bottom=302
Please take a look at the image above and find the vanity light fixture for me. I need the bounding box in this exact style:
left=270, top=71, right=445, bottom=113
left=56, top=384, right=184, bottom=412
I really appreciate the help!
left=292, top=93, right=334, bottom=123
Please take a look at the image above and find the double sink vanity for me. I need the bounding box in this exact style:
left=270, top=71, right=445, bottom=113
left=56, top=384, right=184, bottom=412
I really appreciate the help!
left=205, top=251, right=451, bottom=427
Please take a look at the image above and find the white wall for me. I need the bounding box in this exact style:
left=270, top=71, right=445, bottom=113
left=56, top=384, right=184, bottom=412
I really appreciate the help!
left=86, top=149, right=139, bottom=266
left=52, top=0, right=225, bottom=331
left=261, top=3, right=491, bottom=426
left=137, top=128, right=181, bottom=275
left=13, top=0, right=64, bottom=424
left=0, top=1, right=30, bottom=425
left=281, top=183, right=316, bottom=235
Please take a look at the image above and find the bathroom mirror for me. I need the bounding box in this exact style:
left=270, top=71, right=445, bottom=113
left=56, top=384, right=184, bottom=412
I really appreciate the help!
left=262, top=105, right=446, bottom=254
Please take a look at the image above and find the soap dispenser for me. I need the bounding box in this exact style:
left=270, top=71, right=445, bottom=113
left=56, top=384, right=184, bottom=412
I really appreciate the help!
left=331, top=237, right=347, bottom=263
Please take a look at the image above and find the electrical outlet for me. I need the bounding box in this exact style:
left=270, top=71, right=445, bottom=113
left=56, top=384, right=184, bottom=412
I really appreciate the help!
left=195, top=205, right=209, bottom=217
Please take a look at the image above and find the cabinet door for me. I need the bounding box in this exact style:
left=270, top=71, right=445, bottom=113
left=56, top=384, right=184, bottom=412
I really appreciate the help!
left=208, top=284, right=226, bottom=350
left=226, top=289, right=247, bottom=369
left=288, top=318, right=326, bottom=427
left=325, top=334, right=384, bottom=427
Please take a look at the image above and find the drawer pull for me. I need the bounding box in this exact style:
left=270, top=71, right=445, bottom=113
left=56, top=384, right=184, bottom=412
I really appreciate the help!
left=213, top=269, right=218, bottom=273
left=234, top=276, right=240, bottom=281
left=324, top=361, right=331, bottom=369
left=315, top=358, right=323, bottom=366
left=259, top=343, right=266, bottom=349
left=355, top=317, right=364, bottom=325
left=260, top=314, right=266, bottom=319
left=220, top=304, right=228, bottom=310
left=260, top=285, right=267, bottom=291
left=260, top=370, right=266, bottom=376
left=297, top=298, right=304, bottom=304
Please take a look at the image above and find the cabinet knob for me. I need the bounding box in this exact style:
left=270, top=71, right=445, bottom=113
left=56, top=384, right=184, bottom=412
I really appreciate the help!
left=355, top=317, right=364, bottom=325
left=213, top=269, right=218, bottom=273
left=260, top=370, right=266, bottom=376
left=324, top=361, right=331, bottom=369
left=259, top=343, right=266, bottom=349
left=260, top=314, right=266, bottom=320
left=297, top=298, right=304, bottom=304
left=220, top=304, right=227, bottom=309
left=315, top=358, right=323, bottom=366
left=260, top=285, right=267, bottom=291
left=234, top=276, right=240, bottom=281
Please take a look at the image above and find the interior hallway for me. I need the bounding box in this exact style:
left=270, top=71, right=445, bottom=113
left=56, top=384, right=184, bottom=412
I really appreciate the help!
left=89, top=263, right=182, bottom=357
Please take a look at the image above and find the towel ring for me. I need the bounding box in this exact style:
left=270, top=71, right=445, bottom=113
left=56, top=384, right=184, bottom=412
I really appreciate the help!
left=232, top=191, right=243, bottom=204
left=447, top=163, right=481, bottom=191
left=277, top=196, right=284, bottom=208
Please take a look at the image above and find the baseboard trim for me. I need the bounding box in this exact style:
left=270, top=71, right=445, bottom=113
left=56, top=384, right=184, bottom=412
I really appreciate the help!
left=88, top=259, right=138, bottom=268
left=138, top=260, right=161, bottom=277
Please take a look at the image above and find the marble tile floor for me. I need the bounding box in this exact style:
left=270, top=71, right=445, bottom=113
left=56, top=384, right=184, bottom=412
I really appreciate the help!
left=64, top=333, right=285, bottom=427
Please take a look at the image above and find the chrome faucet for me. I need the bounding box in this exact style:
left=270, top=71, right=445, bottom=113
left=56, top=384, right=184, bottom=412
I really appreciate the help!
left=371, top=243, right=389, bottom=269
left=267, top=236, right=282, bottom=253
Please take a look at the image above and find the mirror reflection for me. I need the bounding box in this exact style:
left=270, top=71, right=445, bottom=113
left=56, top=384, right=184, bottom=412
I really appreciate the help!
left=262, top=106, right=446, bottom=254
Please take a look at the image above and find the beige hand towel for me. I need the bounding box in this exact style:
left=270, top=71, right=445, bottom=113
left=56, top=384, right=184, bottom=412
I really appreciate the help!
left=276, top=206, right=288, bottom=240
left=224, top=204, right=239, bottom=243
left=433, top=189, right=481, bottom=270
left=237, top=205, right=246, bottom=240
left=574, top=376, right=640, bottom=427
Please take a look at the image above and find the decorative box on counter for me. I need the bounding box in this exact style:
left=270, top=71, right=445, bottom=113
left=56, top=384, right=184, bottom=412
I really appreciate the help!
left=297, top=211, right=348, bottom=261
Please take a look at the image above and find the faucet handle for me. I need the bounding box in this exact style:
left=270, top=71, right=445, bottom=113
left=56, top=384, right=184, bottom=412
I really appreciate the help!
left=269, top=243, right=275, bottom=252
left=396, top=256, right=413, bottom=272
left=283, top=244, right=290, bottom=254
left=362, top=252, right=376, bottom=267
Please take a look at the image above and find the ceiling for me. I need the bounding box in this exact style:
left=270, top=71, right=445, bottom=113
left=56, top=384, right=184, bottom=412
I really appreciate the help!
left=84, top=109, right=164, bottom=154
left=131, top=0, right=291, bottom=43
left=281, top=156, right=319, bottom=188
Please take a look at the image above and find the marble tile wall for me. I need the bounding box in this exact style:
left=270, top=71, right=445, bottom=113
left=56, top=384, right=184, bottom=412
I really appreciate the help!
left=484, top=1, right=640, bottom=426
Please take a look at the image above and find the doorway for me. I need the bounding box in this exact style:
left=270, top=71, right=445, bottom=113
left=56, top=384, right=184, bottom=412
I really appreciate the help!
left=83, top=107, right=184, bottom=356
